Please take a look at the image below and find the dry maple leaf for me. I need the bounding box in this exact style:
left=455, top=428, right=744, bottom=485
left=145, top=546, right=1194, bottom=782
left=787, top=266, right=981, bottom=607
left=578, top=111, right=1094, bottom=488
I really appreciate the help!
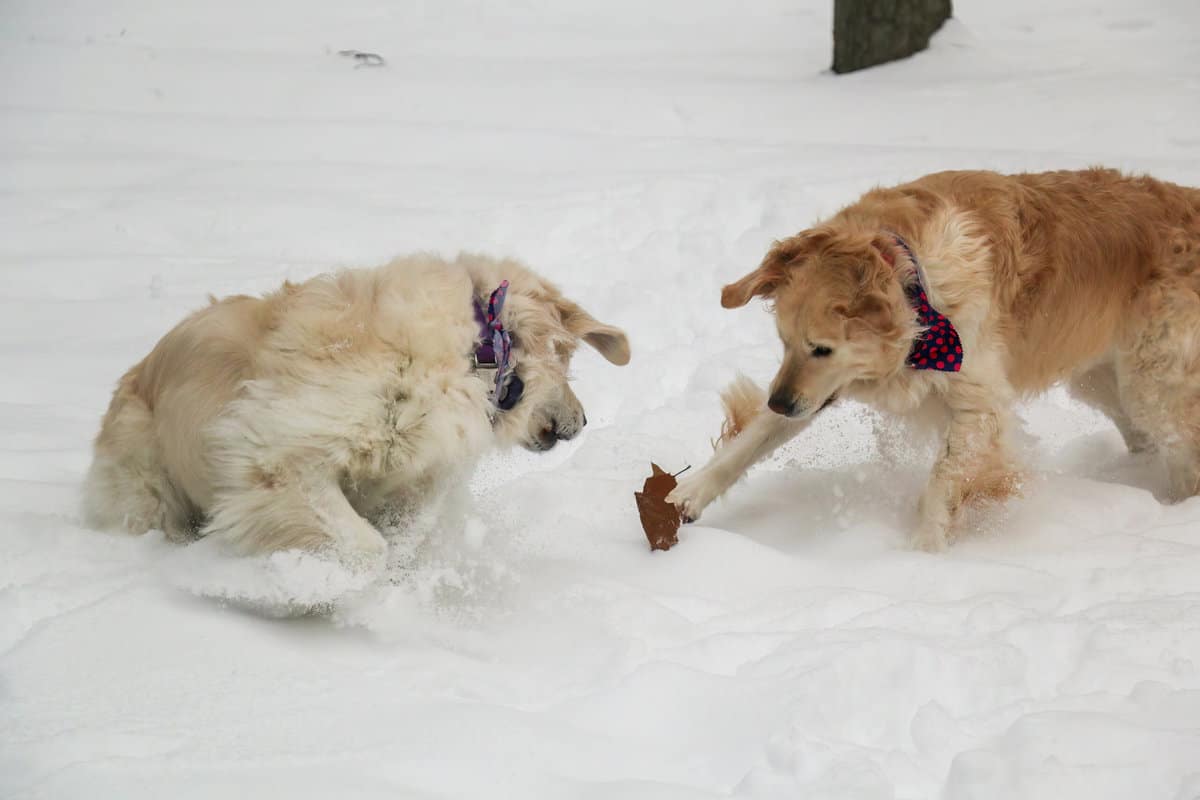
left=635, top=462, right=684, bottom=551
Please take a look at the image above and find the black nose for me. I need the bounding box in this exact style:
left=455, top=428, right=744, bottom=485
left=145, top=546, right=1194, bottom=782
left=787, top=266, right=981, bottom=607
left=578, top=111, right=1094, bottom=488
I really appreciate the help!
left=767, top=393, right=797, bottom=417
left=544, top=418, right=583, bottom=443
left=581, top=413, right=588, bottom=428
left=536, top=423, right=559, bottom=450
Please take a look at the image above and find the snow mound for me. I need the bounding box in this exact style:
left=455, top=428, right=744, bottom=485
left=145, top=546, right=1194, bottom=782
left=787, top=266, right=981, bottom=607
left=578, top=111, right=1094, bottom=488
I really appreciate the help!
left=160, top=540, right=382, bottom=617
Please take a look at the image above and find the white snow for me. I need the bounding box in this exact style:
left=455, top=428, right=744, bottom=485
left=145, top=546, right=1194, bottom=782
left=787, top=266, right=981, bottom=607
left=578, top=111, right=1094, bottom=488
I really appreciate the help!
left=4, top=0, right=1200, bottom=797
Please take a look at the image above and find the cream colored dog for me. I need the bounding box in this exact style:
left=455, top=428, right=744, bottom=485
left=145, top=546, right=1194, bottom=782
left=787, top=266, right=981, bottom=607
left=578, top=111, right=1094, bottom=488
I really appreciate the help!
left=668, top=168, right=1200, bottom=550
left=84, top=253, right=630, bottom=562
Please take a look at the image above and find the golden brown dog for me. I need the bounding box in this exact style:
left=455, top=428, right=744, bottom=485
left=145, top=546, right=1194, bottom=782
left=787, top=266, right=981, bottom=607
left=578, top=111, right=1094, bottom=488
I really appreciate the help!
left=668, top=168, right=1200, bottom=549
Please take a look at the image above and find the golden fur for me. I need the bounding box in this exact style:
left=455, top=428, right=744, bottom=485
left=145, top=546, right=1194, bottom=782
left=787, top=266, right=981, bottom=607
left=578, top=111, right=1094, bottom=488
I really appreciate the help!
left=84, top=253, right=629, bottom=562
left=716, top=375, right=766, bottom=447
left=668, top=168, right=1200, bottom=549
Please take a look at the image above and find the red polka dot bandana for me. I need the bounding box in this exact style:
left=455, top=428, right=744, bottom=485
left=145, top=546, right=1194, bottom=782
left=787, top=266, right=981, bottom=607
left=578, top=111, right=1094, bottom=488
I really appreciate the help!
left=887, top=234, right=963, bottom=373
left=904, top=283, right=963, bottom=372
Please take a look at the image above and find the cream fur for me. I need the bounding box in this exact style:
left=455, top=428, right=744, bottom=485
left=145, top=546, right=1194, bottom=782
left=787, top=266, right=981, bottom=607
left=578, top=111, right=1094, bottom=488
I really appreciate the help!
left=669, top=168, right=1200, bottom=550
left=83, top=252, right=630, bottom=562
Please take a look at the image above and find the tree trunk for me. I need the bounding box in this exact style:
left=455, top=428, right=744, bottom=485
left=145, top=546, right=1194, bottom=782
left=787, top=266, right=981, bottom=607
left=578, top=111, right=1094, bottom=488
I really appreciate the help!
left=832, top=0, right=952, bottom=74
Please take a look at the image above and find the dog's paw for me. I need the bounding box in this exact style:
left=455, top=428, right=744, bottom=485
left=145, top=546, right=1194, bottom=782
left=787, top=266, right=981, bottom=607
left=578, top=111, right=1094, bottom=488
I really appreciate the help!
left=911, top=524, right=949, bottom=553
left=666, top=472, right=719, bottom=524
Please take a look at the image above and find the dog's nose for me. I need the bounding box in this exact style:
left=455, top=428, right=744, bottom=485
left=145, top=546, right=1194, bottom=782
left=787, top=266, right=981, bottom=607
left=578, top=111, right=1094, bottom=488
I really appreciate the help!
left=582, top=413, right=588, bottom=428
left=767, top=393, right=798, bottom=417
left=537, top=422, right=559, bottom=450
left=546, top=416, right=586, bottom=442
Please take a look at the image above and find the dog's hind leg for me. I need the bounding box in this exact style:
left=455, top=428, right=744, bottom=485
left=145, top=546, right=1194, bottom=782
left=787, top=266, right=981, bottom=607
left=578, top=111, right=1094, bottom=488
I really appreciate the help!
left=1121, top=379, right=1200, bottom=502
left=1068, top=362, right=1154, bottom=454
left=83, top=373, right=195, bottom=541
left=1116, top=277, right=1200, bottom=502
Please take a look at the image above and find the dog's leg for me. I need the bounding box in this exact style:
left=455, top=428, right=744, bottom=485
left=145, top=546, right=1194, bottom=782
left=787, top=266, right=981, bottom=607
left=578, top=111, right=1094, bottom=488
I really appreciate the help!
left=197, top=369, right=400, bottom=563
left=914, top=408, right=1015, bottom=551
left=1161, top=445, right=1200, bottom=501
left=1069, top=363, right=1154, bottom=454
left=84, top=379, right=195, bottom=540
left=1124, top=395, right=1200, bottom=501
left=1118, top=360, right=1200, bottom=502
left=1116, top=282, right=1200, bottom=502
left=667, top=409, right=809, bottom=523
left=204, top=470, right=387, bottom=565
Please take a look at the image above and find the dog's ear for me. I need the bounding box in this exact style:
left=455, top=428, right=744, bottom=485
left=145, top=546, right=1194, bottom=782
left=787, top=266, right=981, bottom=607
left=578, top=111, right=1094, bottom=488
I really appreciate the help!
left=721, top=265, right=782, bottom=308
left=581, top=322, right=631, bottom=366
left=722, top=229, right=830, bottom=309
left=557, top=298, right=631, bottom=365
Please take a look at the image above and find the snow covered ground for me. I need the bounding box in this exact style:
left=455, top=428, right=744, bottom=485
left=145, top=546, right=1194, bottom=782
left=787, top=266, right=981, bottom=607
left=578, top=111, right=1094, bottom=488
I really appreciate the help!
left=3, top=0, right=1200, bottom=797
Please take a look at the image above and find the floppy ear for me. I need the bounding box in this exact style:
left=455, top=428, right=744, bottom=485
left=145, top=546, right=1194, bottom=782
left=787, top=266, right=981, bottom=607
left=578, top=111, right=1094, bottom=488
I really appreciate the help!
left=721, top=266, right=781, bottom=309
left=722, top=230, right=829, bottom=309
left=557, top=298, right=631, bottom=365
left=583, top=325, right=631, bottom=365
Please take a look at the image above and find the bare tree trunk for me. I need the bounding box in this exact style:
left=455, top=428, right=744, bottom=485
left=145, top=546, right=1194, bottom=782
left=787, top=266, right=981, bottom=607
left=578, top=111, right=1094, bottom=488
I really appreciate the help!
left=833, top=0, right=952, bottom=74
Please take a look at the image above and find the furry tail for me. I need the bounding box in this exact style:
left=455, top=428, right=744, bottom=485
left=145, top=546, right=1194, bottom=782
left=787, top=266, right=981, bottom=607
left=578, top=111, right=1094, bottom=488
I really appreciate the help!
left=715, top=374, right=768, bottom=448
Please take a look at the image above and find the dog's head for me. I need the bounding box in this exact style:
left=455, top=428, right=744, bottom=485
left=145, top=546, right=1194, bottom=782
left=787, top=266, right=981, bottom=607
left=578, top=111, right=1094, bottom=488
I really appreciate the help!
left=721, top=228, right=916, bottom=419
left=468, top=257, right=630, bottom=451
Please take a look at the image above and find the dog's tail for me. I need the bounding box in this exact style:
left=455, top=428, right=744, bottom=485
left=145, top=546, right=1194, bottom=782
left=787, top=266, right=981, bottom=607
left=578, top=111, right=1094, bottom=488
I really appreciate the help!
left=715, top=374, right=768, bottom=448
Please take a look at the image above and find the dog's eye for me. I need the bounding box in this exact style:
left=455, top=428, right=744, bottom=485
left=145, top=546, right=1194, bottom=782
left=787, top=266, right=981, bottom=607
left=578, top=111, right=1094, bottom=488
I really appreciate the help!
left=811, top=345, right=833, bottom=358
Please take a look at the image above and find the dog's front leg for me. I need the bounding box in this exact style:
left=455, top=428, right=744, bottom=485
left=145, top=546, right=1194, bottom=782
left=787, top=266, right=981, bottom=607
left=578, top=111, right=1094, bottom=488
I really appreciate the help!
left=914, top=408, right=1011, bottom=551
left=667, top=409, right=809, bottom=523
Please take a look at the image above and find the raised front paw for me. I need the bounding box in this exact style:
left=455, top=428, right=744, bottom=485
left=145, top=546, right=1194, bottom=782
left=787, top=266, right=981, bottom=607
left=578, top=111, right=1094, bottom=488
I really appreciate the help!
left=666, top=472, right=719, bottom=523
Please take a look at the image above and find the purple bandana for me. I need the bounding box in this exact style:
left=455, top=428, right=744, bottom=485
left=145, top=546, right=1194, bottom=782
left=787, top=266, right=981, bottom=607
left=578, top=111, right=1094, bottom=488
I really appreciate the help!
left=886, top=234, right=963, bottom=373
left=473, top=280, right=523, bottom=409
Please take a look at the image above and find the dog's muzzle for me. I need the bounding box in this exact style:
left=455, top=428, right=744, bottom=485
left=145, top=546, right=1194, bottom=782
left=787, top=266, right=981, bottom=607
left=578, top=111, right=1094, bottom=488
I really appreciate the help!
left=767, top=392, right=837, bottom=418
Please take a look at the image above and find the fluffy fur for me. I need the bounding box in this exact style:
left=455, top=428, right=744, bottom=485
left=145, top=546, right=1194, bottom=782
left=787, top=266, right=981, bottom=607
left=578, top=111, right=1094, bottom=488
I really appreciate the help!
left=83, top=252, right=630, bottom=561
left=716, top=374, right=766, bottom=447
left=668, top=168, right=1200, bottom=550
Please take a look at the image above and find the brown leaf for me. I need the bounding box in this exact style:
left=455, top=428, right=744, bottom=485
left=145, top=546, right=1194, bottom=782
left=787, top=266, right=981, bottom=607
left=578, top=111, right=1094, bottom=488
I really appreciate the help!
left=635, top=462, right=682, bottom=551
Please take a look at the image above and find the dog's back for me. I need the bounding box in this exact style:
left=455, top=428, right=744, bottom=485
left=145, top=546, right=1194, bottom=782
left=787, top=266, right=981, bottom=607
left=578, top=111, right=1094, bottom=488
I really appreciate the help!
left=84, top=293, right=269, bottom=538
left=844, top=168, right=1200, bottom=391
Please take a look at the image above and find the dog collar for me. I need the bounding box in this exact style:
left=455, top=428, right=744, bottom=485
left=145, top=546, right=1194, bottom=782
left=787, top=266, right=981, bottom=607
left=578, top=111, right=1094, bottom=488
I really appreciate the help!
left=882, top=233, right=963, bottom=373
left=473, top=280, right=524, bottom=410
